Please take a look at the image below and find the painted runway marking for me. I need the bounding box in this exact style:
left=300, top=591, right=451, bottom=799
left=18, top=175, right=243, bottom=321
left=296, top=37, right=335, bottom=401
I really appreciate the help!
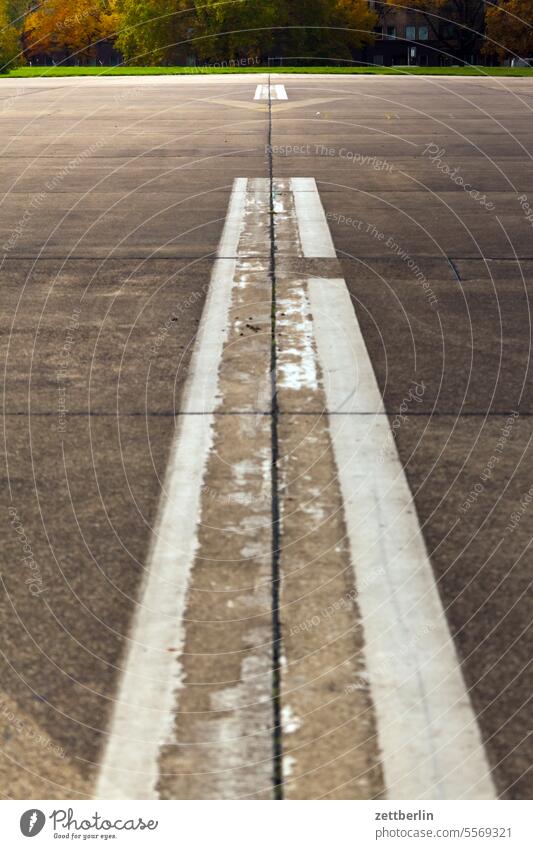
left=97, top=176, right=495, bottom=801
left=254, top=83, right=288, bottom=100
left=254, top=84, right=268, bottom=100
left=95, top=179, right=249, bottom=800
left=294, top=180, right=496, bottom=798
left=275, top=178, right=494, bottom=799
left=290, top=178, right=336, bottom=258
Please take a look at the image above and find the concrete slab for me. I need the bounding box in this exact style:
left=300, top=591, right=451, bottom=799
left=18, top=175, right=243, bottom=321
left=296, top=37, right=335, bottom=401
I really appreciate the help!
left=395, top=415, right=533, bottom=799
left=1, top=413, right=174, bottom=797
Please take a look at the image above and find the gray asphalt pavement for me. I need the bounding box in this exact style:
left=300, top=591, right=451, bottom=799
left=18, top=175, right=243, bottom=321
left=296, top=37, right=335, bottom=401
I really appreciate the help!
left=1, top=73, right=532, bottom=800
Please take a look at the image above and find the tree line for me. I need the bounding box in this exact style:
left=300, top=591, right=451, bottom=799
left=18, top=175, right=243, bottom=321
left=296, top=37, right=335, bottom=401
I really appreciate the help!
left=1, top=1, right=532, bottom=70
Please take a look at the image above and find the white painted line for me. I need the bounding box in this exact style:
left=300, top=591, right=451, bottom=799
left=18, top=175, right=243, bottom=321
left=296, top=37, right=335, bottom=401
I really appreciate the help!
left=308, top=277, right=495, bottom=800
left=254, top=84, right=268, bottom=100
left=291, top=178, right=336, bottom=258
left=254, top=84, right=288, bottom=100
left=95, top=179, right=248, bottom=800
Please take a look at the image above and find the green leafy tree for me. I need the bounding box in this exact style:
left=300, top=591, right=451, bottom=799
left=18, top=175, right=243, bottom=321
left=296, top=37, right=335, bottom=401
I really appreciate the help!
left=6, top=0, right=30, bottom=24
left=196, top=0, right=376, bottom=62
left=194, top=0, right=278, bottom=61
left=0, top=0, right=21, bottom=70
left=116, top=0, right=196, bottom=65
left=115, top=0, right=377, bottom=65
left=275, top=0, right=377, bottom=60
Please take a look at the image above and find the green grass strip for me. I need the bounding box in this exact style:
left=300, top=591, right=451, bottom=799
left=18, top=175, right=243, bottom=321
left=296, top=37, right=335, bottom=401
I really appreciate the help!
left=4, top=65, right=533, bottom=78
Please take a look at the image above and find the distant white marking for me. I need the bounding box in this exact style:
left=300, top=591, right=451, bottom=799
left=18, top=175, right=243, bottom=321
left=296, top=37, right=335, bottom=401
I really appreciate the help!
left=291, top=178, right=336, bottom=258
left=254, top=84, right=288, bottom=100
left=308, top=275, right=495, bottom=801
left=95, top=179, right=248, bottom=800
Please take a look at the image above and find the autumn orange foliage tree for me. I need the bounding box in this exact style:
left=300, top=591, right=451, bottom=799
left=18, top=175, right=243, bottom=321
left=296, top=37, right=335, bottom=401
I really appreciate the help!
left=485, top=1, right=533, bottom=61
left=24, top=0, right=119, bottom=62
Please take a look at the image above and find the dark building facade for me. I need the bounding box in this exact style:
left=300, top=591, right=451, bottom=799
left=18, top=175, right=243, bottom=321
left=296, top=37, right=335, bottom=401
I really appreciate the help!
left=362, top=1, right=486, bottom=67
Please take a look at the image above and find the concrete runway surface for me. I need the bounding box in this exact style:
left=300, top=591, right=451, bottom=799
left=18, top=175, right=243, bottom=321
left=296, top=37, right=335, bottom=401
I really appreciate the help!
left=0, top=73, right=532, bottom=800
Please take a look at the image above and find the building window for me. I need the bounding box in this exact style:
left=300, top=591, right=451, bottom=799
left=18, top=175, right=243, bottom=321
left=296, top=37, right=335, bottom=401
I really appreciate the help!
left=386, top=26, right=396, bottom=39
left=406, top=26, right=416, bottom=41
left=418, top=26, right=429, bottom=41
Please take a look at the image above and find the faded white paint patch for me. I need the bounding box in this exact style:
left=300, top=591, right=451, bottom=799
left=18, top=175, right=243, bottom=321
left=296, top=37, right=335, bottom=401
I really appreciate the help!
left=283, top=755, right=297, bottom=779
left=282, top=705, right=302, bottom=735
left=208, top=653, right=273, bottom=799
left=278, top=287, right=318, bottom=392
